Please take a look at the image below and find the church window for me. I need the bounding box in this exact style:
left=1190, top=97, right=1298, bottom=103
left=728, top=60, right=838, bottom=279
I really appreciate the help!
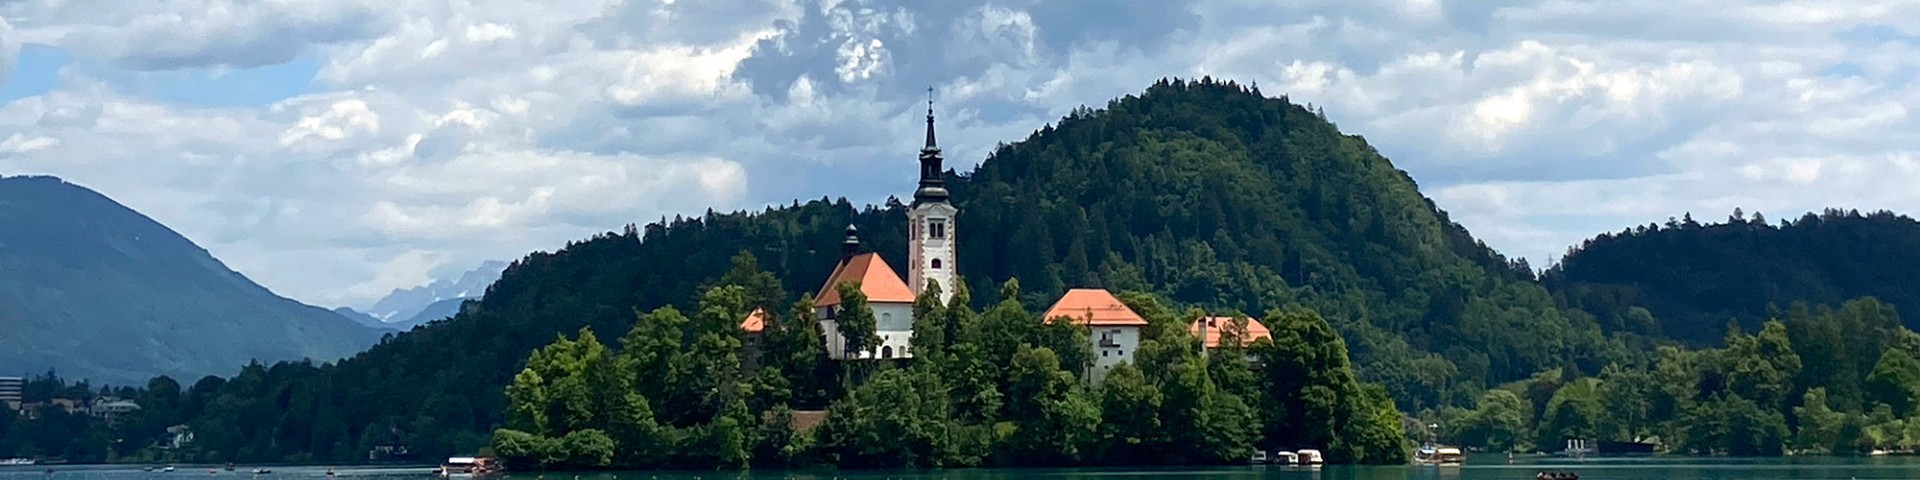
left=930, top=221, right=946, bottom=239
left=882, top=346, right=894, bottom=359
left=932, top=259, right=942, bottom=269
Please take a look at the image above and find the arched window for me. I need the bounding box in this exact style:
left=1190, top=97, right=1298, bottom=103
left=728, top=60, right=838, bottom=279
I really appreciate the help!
left=931, top=259, right=943, bottom=269
left=881, top=346, right=894, bottom=359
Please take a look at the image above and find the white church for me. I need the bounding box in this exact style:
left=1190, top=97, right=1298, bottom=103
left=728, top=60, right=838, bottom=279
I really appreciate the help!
left=811, top=100, right=958, bottom=360
left=748, top=98, right=1149, bottom=379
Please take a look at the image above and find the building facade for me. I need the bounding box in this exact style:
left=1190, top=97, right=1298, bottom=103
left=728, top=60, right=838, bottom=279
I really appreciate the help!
left=0, top=376, right=20, bottom=411
left=1042, top=288, right=1149, bottom=383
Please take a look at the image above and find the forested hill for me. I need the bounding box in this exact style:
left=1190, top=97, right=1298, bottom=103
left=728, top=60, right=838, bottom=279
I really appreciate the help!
left=0, top=176, right=379, bottom=385
left=114, top=78, right=1612, bottom=462
left=1544, top=209, right=1920, bottom=345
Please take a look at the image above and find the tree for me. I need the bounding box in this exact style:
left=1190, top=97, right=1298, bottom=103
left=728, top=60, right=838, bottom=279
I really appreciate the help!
left=1724, top=321, right=1802, bottom=410
left=1457, top=390, right=1529, bottom=453
left=1095, top=363, right=1164, bottom=463
left=834, top=282, right=881, bottom=365
left=1866, top=348, right=1920, bottom=417
left=815, top=368, right=955, bottom=468
left=998, top=346, right=1100, bottom=464
left=1793, top=388, right=1847, bottom=454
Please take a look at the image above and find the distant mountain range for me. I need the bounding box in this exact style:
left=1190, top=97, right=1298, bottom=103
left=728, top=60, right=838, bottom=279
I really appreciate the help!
left=337, top=261, right=506, bottom=330
left=0, top=175, right=381, bottom=385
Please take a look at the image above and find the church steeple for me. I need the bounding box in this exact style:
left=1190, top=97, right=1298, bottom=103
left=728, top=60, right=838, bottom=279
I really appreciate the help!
left=914, top=87, right=949, bottom=204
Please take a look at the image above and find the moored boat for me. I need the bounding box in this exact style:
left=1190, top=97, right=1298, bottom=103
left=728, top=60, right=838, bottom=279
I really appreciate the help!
left=439, top=456, right=502, bottom=477
left=1296, top=449, right=1324, bottom=465
left=1414, top=444, right=1465, bottom=465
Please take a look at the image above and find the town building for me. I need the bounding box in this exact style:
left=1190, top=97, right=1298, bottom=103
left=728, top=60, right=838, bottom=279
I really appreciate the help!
left=1043, top=288, right=1149, bottom=382
left=740, top=308, right=769, bottom=372
left=90, top=398, right=141, bottom=425
left=0, top=376, right=21, bottom=411
left=1189, top=315, right=1273, bottom=350
left=808, top=98, right=957, bottom=361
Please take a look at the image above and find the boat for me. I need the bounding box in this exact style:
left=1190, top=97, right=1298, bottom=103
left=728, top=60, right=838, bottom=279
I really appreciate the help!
left=164, top=466, right=176, bottom=473
left=224, top=463, right=235, bottom=472
left=1248, top=450, right=1269, bottom=464
left=1296, top=449, right=1325, bottom=465
left=1536, top=472, right=1579, bottom=480
left=438, top=456, right=501, bottom=477
left=1414, top=444, right=1465, bottom=465
left=1272, top=451, right=1300, bottom=465
left=0, top=459, right=35, bottom=466
left=251, top=468, right=272, bottom=474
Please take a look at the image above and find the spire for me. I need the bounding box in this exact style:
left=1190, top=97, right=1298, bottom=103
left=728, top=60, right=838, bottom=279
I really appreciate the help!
left=923, top=87, right=939, bottom=153
left=914, top=86, right=949, bottom=204
left=842, top=224, right=861, bottom=259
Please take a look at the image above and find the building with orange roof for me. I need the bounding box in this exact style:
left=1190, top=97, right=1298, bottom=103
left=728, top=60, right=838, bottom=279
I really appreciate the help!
left=1189, top=315, right=1272, bottom=349
left=1042, top=288, right=1149, bottom=382
left=740, top=308, right=770, bottom=372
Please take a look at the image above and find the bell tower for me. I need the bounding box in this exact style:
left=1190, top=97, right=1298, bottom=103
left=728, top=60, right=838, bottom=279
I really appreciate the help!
left=907, top=89, right=957, bottom=303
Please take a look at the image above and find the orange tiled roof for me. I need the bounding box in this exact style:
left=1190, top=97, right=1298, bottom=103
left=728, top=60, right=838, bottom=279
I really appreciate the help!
left=1042, top=288, right=1148, bottom=326
left=815, top=253, right=916, bottom=306
left=1189, top=316, right=1272, bottom=348
left=741, top=308, right=769, bottom=334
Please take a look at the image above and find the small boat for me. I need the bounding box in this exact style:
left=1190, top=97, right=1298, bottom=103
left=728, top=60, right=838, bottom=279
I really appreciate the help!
left=1414, top=444, right=1465, bottom=465
left=251, top=468, right=271, bottom=475
left=1249, top=450, right=1269, bottom=464
left=1272, top=451, right=1300, bottom=465
left=164, top=466, right=176, bottom=473
left=439, top=457, right=501, bottom=477
left=325, top=468, right=336, bottom=477
left=0, top=459, right=35, bottom=466
left=1537, top=472, right=1579, bottom=480
left=1297, top=449, right=1325, bottom=465
left=224, top=463, right=235, bottom=472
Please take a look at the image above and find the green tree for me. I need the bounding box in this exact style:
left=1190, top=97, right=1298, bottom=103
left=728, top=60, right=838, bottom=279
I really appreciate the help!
left=1724, top=321, right=1802, bottom=410
left=1095, top=363, right=1164, bottom=463
left=998, top=346, right=1100, bottom=464
left=815, top=368, right=955, bottom=468
left=1867, top=348, right=1920, bottom=417
left=1457, top=390, right=1529, bottom=453
left=1793, top=387, right=1846, bottom=454
left=834, top=282, right=881, bottom=366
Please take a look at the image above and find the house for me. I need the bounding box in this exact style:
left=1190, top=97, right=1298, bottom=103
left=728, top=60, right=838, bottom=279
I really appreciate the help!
left=160, top=425, right=195, bottom=449
left=740, top=308, right=769, bottom=372
left=1043, top=288, right=1149, bottom=382
left=807, top=99, right=959, bottom=361
left=90, top=398, right=141, bottom=425
left=1189, top=315, right=1273, bottom=350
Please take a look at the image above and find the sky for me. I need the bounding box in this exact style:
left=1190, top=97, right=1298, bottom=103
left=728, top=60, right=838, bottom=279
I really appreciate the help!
left=1, top=0, right=1918, bottom=309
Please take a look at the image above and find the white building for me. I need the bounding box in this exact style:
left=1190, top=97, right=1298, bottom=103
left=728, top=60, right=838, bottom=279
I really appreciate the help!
left=1042, top=288, right=1149, bottom=383
left=0, top=376, right=21, bottom=411
left=801, top=98, right=961, bottom=361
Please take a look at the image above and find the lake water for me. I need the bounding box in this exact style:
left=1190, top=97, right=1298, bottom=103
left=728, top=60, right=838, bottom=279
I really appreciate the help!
left=9, top=457, right=1920, bottom=480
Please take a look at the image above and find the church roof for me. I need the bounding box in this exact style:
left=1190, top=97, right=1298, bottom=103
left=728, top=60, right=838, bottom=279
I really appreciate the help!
left=740, top=308, right=769, bottom=334
left=1042, top=288, right=1149, bottom=327
left=816, top=253, right=916, bottom=307
left=1189, top=316, right=1272, bottom=348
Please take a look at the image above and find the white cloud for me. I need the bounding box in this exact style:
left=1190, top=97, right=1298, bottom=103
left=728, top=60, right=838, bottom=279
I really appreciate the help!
left=2, top=0, right=1918, bottom=306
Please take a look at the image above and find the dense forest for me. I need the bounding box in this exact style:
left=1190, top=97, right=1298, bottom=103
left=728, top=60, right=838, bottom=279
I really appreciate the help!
left=1545, top=210, right=1920, bottom=345
left=10, top=78, right=1920, bottom=465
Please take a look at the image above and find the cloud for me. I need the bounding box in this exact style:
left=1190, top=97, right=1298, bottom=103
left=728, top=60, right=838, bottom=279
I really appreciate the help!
left=1, top=0, right=1918, bottom=306
left=0, top=16, right=15, bottom=86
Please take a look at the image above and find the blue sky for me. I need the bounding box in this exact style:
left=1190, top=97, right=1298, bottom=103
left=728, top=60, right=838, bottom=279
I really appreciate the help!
left=2, top=0, right=1919, bottom=308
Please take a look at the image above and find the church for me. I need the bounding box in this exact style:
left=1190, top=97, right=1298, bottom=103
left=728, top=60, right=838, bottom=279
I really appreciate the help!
left=811, top=99, right=957, bottom=360
left=751, top=97, right=1149, bottom=379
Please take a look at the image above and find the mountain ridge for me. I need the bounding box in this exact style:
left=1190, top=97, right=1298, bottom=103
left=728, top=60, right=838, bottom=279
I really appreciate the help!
left=0, top=175, right=381, bottom=385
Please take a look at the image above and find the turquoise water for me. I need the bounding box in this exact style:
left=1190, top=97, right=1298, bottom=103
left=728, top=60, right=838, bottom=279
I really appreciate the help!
left=10, top=457, right=1920, bottom=480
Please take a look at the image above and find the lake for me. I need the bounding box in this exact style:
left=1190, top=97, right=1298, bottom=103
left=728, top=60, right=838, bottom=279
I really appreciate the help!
left=9, top=457, right=1920, bottom=480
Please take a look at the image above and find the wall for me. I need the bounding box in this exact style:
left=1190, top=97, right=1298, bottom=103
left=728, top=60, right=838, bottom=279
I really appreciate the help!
left=818, top=301, right=916, bottom=360
left=1088, top=325, right=1142, bottom=383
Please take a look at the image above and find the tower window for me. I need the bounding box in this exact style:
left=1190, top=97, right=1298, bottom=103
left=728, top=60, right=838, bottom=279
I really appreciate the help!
left=931, top=259, right=942, bottom=269
left=930, top=221, right=946, bottom=239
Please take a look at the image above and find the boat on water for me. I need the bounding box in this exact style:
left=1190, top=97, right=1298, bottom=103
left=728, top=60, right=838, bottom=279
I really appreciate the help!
left=164, top=466, right=176, bottom=472
left=0, top=459, right=35, bottom=466
left=438, top=456, right=502, bottom=477
left=1296, top=449, right=1325, bottom=465
left=1413, top=444, right=1465, bottom=465
left=251, top=468, right=272, bottom=474
left=1272, top=451, right=1300, bottom=465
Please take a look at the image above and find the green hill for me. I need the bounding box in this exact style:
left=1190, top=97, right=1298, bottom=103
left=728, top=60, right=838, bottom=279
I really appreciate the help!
left=0, top=176, right=380, bottom=385
left=1545, top=209, right=1920, bottom=344
left=112, top=78, right=1619, bottom=462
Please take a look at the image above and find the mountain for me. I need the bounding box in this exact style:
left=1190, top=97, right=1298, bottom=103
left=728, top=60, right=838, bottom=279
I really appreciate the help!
left=332, top=307, right=389, bottom=330
left=124, top=78, right=1618, bottom=462
left=1544, top=209, right=1920, bottom=345
left=0, top=175, right=382, bottom=385
left=390, top=297, right=469, bottom=330
left=360, top=261, right=506, bottom=323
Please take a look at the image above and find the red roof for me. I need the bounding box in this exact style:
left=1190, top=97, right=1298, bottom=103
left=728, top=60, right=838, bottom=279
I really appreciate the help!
left=1042, top=289, right=1148, bottom=326
left=1189, top=316, right=1272, bottom=348
left=741, top=308, right=769, bottom=334
left=815, top=253, right=916, bottom=307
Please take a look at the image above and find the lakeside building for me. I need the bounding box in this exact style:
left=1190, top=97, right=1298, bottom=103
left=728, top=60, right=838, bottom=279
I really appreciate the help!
left=0, top=376, right=20, bottom=411
left=1043, top=289, right=1150, bottom=383
left=1190, top=315, right=1274, bottom=350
